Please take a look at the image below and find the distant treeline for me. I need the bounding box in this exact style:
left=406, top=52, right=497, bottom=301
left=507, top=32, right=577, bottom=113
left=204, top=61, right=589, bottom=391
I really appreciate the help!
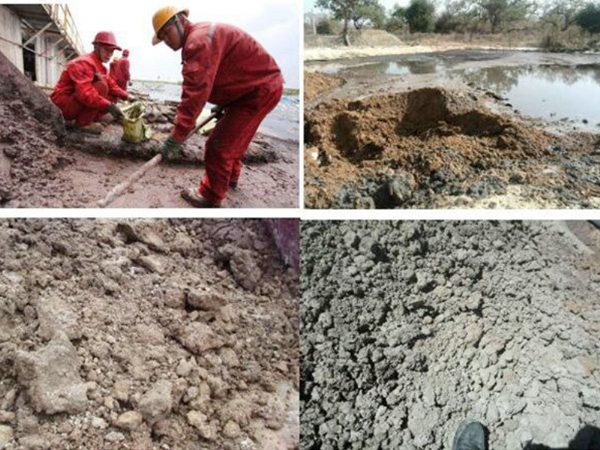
left=307, top=0, right=600, bottom=47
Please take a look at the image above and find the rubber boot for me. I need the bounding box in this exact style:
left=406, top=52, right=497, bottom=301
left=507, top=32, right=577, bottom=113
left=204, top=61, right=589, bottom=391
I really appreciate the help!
left=452, top=420, right=487, bottom=450
left=180, top=187, right=221, bottom=208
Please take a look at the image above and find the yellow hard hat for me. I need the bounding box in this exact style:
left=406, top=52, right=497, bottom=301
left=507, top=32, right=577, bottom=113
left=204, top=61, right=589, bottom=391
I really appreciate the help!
left=152, top=6, right=189, bottom=45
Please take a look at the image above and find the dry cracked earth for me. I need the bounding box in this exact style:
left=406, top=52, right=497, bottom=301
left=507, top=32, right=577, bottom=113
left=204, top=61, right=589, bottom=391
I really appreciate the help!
left=0, top=219, right=299, bottom=450
left=301, top=221, right=600, bottom=450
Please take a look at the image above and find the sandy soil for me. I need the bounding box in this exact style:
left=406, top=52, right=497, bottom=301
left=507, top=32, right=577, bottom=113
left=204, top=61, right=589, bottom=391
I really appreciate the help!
left=0, top=219, right=299, bottom=450
left=301, top=220, right=600, bottom=449
left=304, top=43, right=512, bottom=62
left=304, top=51, right=600, bottom=209
left=304, top=29, right=551, bottom=62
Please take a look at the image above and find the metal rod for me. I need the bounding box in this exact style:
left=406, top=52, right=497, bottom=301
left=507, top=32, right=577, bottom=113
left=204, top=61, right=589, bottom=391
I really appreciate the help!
left=0, top=35, right=52, bottom=59
left=23, top=21, right=53, bottom=48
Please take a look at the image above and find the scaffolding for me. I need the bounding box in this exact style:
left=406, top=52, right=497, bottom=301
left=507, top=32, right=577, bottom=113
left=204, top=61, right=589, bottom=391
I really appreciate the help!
left=2, top=4, right=83, bottom=61
left=42, top=4, right=84, bottom=58
left=0, top=4, right=84, bottom=85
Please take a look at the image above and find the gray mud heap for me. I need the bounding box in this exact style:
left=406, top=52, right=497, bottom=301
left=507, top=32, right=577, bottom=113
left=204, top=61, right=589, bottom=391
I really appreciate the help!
left=0, top=219, right=299, bottom=449
left=301, top=221, right=600, bottom=449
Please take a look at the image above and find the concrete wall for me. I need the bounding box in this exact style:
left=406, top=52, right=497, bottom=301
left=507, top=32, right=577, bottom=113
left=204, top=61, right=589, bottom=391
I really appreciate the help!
left=0, top=6, right=23, bottom=72
left=35, top=35, right=67, bottom=86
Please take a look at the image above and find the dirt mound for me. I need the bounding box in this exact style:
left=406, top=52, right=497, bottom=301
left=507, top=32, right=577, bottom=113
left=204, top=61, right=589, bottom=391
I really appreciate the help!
left=350, top=30, right=402, bottom=47
left=0, top=51, right=64, bottom=137
left=301, top=221, right=600, bottom=449
left=304, top=30, right=401, bottom=48
left=0, top=100, right=75, bottom=206
left=304, top=72, right=345, bottom=102
left=304, top=88, right=600, bottom=208
left=0, top=219, right=299, bottom=449
left=0, top=49, right=75, bottom=206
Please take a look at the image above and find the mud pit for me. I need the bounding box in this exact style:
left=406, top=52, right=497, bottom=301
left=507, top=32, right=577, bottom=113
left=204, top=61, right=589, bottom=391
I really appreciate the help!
left=0, top=52, right=298, bottom=208
left=0, top=219, right=299, bottom=449
left=305, top=85, right=600, bottom=209
left=301, top=220, right=600, bottom=449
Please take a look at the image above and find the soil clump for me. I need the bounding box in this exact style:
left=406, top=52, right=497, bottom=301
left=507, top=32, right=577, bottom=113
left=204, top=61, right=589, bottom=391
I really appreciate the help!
left=0, top=219, right=299, bottom=449
left=301, top=221, right=600, bottom=449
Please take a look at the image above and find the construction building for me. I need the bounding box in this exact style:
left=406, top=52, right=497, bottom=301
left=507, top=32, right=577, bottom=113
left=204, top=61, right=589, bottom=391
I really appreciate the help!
left=0, top=4, right=83, bottom=86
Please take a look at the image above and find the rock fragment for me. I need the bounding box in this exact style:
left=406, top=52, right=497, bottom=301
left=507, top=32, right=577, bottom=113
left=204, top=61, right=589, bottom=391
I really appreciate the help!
left=14, top=332, right=87, bottom=414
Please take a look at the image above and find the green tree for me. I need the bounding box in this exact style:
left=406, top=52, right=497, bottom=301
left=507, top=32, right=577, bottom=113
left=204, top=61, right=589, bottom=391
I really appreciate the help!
left=353, top=0, right=387, bottom=30
left=391, top=4, right=407, bottom=19
left=435, top=11, right=462, bottom=33
left=538, top=0, right=585, bottom=32
left=405, top=0, right=436, bottom=33
left=476, top=0, right=531, bottom=33
left=316, top=0, right=376, bottom=45
left=316, top=18, right=335, bottom=34
left=576, top=2, right=600, bottom=33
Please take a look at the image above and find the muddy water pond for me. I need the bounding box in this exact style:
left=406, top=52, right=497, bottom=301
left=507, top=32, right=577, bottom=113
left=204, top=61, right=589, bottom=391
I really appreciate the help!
left=453, top=64, right=600, bottom=127
left=308, top=51, right=600, bottom=129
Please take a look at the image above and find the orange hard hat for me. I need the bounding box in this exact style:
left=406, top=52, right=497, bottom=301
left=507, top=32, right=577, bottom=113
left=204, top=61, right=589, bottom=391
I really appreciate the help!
left=151, top=6, right=189, bottom=45
left=92, top=31, right=122, bottom=51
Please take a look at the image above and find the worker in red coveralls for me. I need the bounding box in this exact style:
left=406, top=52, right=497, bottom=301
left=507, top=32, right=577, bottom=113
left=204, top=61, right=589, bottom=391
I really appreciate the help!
left=109, top=49, right=131, bottom=91
left=50, top=32, right=134, bottom=134
left=152, top=6, right=284, bottom=208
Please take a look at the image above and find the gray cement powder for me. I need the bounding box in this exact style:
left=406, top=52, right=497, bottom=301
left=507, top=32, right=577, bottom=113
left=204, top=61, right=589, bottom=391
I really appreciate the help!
left=301, top=221, right=600, bottom=450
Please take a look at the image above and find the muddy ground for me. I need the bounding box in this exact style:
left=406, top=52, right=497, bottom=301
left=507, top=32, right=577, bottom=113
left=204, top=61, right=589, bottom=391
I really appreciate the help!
left=0, top=53, right=298, bottom=208
left=301, top=220, right=600, bottom=449
left=304, top=51, right=600, bottom=209
left=0, top=219, right=299, bottom=449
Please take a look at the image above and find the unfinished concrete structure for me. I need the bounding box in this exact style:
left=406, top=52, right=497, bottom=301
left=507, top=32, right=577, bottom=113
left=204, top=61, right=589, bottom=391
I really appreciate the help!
left=0, top=4, right=82, bottom=86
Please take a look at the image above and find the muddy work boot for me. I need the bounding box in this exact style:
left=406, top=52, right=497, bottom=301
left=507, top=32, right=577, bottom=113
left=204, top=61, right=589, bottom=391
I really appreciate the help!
left=74, top=123, right=104, bottom=135
left=180, top=188, right=221, bottom=208
left=452, top=420, right=487, bottom=450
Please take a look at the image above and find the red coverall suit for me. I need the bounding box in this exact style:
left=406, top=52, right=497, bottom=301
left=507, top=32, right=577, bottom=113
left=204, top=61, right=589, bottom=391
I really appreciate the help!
left=109, top=57, right=130, bottom=91
left=173, top=22, right=283, bottom=205
left=50, top=52, right=128, bottom=127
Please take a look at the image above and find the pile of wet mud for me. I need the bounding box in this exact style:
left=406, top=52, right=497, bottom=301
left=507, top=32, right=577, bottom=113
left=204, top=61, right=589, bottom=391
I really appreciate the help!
left=304, top=30, right=401, bottom=48
left=304, top=87, right=600, bottom=209
left=301, top=221, right=600, bottom=450
left=304, top=72, right=345, bottom=103
left=0, top=219, right=299, bottom=449
left=0, top=51, right=73, bottom=206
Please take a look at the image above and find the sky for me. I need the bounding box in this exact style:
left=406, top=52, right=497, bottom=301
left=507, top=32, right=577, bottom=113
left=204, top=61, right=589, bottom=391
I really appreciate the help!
left=67, top=0, right=300, bottom=88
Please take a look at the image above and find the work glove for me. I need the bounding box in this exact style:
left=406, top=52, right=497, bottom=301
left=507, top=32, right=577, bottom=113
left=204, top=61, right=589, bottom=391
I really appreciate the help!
left=211, top=105, right=225, bottom=120
left=160, top=136, right=183, bottom=161
left=107, top=104, right=124, bottom=121
left=127, top=94, right=137, bottom=102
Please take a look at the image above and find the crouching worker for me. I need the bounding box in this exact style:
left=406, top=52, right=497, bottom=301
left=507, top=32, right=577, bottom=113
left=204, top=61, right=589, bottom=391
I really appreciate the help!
left=50, top=32, right=134, bottom=133
left=152, top=6, right=283, bottom=208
